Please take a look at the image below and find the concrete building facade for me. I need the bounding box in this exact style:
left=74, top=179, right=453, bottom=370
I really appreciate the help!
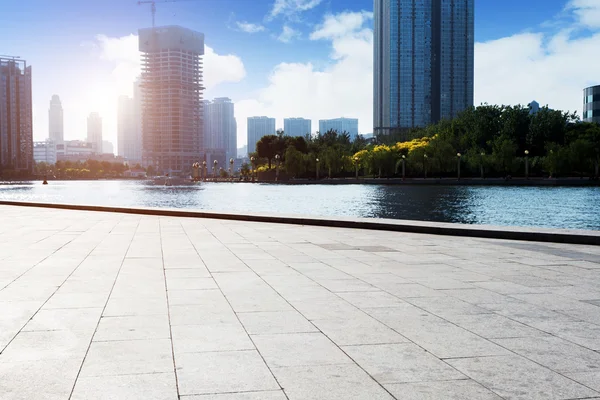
left=33, top=140, right=57, bottom=165
left=48, top=95, right=64, bottom=144
left=0, top=57, right=33, bottom=172
left=87, top=112, right=103, bottom=154
left=118, top=93, right=141, bottom=163
left=584, top=85, right=600, bottom=124
left=374, top=0, right=474, bottom=136
left=319, top=118, right=359, bottom=140
left=139, top=25, right=205, bottom=173
left=204, top=97, right=237, bottom=161
left=247, top=116, right=275, bottom=154
left=284, top=118, right=311, bottom=137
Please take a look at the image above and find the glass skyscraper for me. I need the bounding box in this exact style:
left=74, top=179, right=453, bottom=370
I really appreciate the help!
left=374, top=0, right=474, bottom=136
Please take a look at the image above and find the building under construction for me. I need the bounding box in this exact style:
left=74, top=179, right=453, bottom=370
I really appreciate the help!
left=139, top=25, right=205, bottom=174
left=0, top=57, right=33, bottom=173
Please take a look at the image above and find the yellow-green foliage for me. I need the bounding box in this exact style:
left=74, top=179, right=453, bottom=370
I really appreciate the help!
left=392, top=137, right=431, bottom=155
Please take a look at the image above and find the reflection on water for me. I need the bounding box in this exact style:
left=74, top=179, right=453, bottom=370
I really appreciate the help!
left=0, top=180, right=599, bottom=230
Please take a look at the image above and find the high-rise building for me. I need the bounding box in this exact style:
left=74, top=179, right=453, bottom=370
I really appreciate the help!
left=319, top=118, right=359, bottom=140
left=0, top=57, right=33, bottom=172
left=204, top=97, right=237, bottom=161
left=87, top=112, right=103, bottom=154
left=33, top=140, right=57, bottom=165
left=118, top=92, right=141, bottom=162
left=583, top=85, right=600, bottom=124
left=48, top=95, right=64, bottom=144
left=374, top=0, right=474, bottom=136
left=247, top=116, right=275, bottom=154
left=284, top=118, right=311, bottom=137
left=139, top=25, right=204, bottom=173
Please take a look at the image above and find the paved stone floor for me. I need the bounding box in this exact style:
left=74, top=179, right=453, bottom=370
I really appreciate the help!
left=1, top=205, right=600, bottom=399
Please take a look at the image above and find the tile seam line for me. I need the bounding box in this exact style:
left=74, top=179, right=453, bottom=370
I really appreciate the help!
left=67, top=216, right=141, bottom=400
left=1, top=201, right=599, bottom=246
left=179, top=220, right=291, bottom=400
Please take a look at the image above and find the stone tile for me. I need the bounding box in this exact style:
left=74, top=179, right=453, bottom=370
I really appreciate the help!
left=446, top=313, right=548, bottom=339
left=182, top=391, right=287, bottom=400
left=272, top=364, right=395, bottom=400
left=238, top=311, right=317, bottom=335
left=473, top=280, right=547, bottom=295
left=0, top=358, right=82, bottom=400
left=165, top=268, right=211, bottom=278
left=566, top=371, right=600, bottom=392
left=176, top=350, right=279, bottom=396
left=0, top=330, right=92, bottom=362
left=104, top=296, right=168, bottom=316
left=385, top=379, right=504, bottom=400
left=312, top=316, right=407, bottom=345
left=344, top=343, right=465, bottom=384
left=376, top=282, right=445, bottom=298
left=492, top=336, right=600, bottom=373
left=23, top=308, right=102, bottom=332
left=71, top=372, right=178, bottom=400
left=167, top=277, right=218, bottom=290
left=168, top=289, right=231, bottom=307
left=80, top=339, right=173, bottom=377
left=448, top=355, right=598, bottom=400
left=337, top=291, right=406, bottom=308
left=251, top=332, right=353, bottom=368
left=366, top=304, right=508, bottom=359
left=405, top=296, right=492, bottom=318
left=169, top=305, right=239, bottom=326
left=529, top=319, right=600, bottom=350
left=172, top=321, right=254, bottom=354
left=44, top=292, right=110, bottom=309
left=94, top=315, right=171, bottom=341
left=315, top=278, right=379, bottom=292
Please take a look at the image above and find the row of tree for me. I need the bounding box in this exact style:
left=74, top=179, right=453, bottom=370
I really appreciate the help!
left=34, top=160, right=137, bottom=179
left=249, top=104, right=600, bottom=179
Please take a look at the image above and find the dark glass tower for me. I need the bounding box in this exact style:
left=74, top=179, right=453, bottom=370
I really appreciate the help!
left=374, top=0, right=474, bottom=136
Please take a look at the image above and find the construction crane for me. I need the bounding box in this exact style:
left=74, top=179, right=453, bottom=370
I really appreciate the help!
left=138, top=0, right=199, bottom=28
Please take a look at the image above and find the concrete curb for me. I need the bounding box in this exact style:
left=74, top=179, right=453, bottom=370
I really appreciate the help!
left=1, top=200, right=599, bottom=246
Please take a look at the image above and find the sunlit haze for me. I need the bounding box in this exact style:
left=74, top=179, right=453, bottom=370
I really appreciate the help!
left=1, top=0, right=599, bottom=153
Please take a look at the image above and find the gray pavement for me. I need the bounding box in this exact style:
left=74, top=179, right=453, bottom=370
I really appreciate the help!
left=1, top=205, right=600, bottom=399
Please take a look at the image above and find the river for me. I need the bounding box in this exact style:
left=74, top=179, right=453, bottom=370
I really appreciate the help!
left=0, top=180, right=598, bottom=230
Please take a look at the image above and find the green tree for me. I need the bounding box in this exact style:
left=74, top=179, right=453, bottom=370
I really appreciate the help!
left=284, top=147, right=305, bottom=178
left=256, top=135, right=281, bottom=169
left=490, top=135, right=518, bottom=175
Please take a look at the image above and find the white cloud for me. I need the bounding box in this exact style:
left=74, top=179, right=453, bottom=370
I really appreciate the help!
left=310, top=11, right=373, bottom=40
left=567, top=0, right=600, bottom=28
left=235, top=11, right=373, bottom=143
left=269, top=0, right=323, bottom=19
left=236, top=21, right=266, bottom=33
left=276, top=25, right=301, bottom=43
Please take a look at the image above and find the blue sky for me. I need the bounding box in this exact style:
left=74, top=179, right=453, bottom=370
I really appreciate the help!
left=0, top=0, right=597, bottom=151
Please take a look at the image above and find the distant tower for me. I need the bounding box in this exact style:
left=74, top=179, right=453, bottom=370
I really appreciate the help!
left=0, top=57, right=33, bottom=171
left=139, top=25, right=205, bottom=173
left=247, top=116, right=276, bottom=154
left=204, top=98, right=237, bottom=161
left=374, top=0, right=474, bottom=136
left=87, top=112, right=103, bottom=154
left=583, top=85, right=600, bottom=124
left=49, top=95, right=64, bottom=144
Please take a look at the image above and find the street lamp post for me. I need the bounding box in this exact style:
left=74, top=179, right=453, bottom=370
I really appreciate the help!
left=480, top=152, right=485, bottom=179
left=202, top=161, right=207, bottom=181
left=524, top=150, right=529, bottom=179
left=229, top=158, right=234, bottom=182
left=401, top=155, right=406, bottom=181
left=457, top=153, right=462, bottom=180
left=354, top=157, right=359, bottom=179
left=423, top=154, right=428, bottom=179
left=316, top=158, right=320, bottom=180
left=250, top=156, right=256, bottom=182
left=213, top=160, right=218, bottom=179
left=275, top=154, right=280, bottom=182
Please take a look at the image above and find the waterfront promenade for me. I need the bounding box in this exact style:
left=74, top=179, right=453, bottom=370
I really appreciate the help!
left=1, top=205, right=600, bottom=399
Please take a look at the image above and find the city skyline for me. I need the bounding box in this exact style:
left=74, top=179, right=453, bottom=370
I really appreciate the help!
left=1, top=0, right=599, bottom=149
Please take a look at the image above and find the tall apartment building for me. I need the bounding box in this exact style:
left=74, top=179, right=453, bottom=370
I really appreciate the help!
left=0, top=57, right=33, bottom=172
left=319, top=118, right=359, bottom=140
left=103, top=140, right=114, bottom=155
left=583, top=85, right=600, bottom=124
left=247, top=116, right=275, bottom=154
left=33, top=140, right=57, bottom=165
left=139, top=25, right=204, bottom=173
left=48, top=95, right=64, bottom=144
left=118, top=91, right=142, bottom=163
left=87, top=112, right=103, bottom=154
left=374, top=0, right=474, bottom=135
left=204, top=97, right=237, bottom=161
left=284, top=118, right=311, bottom=137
